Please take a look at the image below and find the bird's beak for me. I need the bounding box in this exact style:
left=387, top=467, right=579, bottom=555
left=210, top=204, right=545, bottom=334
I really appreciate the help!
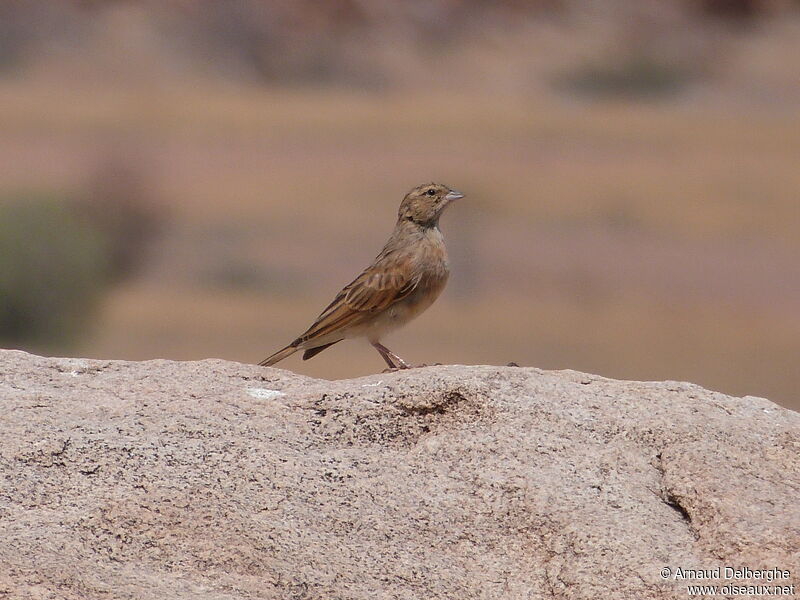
left=445, top=190, right=464, bottom=201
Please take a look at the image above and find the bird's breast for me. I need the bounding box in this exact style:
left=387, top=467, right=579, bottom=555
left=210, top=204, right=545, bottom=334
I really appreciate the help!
left=397, top=230, right=449, bottom=318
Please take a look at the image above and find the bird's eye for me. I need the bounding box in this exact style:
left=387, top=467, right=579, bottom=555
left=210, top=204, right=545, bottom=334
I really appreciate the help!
left=426, top=189, right=436, bottom=196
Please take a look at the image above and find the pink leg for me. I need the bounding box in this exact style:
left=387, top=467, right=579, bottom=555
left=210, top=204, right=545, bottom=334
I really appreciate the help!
left=371, top=341, right=411, bottom=369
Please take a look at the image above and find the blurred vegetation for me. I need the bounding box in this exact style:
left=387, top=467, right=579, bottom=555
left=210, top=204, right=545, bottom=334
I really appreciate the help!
left=0, top=0, right=795, bottom=95
left=0, top=194, right=107, bottom=348
left=0, top=163, right=163, bottom=349
left=556, top=57, right=693, bottom=99
left=76, top=157, right=164, bottom=280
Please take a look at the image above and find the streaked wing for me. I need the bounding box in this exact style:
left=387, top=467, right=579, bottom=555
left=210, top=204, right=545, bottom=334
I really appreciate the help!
left=294, top=252, right=416, bottom=344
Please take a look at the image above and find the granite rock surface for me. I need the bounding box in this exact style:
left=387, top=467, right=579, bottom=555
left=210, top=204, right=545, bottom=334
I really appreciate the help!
left=0, top=350, right=797, bottom=599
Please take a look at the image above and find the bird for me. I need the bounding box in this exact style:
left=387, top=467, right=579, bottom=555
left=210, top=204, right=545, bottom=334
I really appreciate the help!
left=259, top=182, right=464, bottom=370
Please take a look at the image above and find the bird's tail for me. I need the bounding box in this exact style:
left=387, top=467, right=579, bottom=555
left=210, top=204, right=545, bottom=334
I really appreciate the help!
left=258, top=344, right=299, bottom=367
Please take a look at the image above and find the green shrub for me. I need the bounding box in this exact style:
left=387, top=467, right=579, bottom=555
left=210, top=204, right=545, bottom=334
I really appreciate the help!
left=0, top=194, right=108, bottom=348
left=555, top=57, right=692, bottom=100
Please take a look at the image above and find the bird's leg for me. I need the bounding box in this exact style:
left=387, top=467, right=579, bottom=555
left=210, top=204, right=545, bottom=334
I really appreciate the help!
left=373, top=342, right=411, bottom=369
left=371, top=341, right=398, bottom=369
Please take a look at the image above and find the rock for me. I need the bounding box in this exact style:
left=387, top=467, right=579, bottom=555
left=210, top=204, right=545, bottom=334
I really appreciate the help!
left=0, top=349, right=797, bottom=599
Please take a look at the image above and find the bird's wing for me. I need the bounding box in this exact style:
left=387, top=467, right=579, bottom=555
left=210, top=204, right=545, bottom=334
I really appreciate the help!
left=294, top=252, right=417, bottom=345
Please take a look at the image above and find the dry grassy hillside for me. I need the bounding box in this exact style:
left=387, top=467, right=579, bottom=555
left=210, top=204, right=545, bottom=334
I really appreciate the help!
left=1, top=81, right=797, bottom=408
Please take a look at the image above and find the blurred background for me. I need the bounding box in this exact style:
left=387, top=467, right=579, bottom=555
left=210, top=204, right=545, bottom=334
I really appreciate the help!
left=0, top=0, right=798, bottom=409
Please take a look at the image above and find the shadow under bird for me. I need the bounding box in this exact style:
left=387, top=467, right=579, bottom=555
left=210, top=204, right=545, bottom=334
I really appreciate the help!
left=259, top=183, right=464, bottom=369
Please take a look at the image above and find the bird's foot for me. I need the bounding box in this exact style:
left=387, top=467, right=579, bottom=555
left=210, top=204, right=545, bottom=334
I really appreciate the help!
left=383, top=360, right=431, bottom=373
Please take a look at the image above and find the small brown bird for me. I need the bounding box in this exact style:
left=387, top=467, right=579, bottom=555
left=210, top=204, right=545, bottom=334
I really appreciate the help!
left=260, top=183, right=464, bottom=369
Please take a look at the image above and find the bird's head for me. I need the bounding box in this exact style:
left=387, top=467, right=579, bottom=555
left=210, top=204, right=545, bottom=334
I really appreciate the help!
left=397, top=183, right=464, bottom=228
